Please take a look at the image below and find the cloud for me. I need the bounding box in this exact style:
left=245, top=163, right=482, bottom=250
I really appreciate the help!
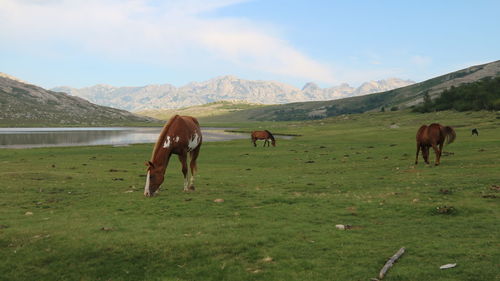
left=0, top=0, right=336, bottom=84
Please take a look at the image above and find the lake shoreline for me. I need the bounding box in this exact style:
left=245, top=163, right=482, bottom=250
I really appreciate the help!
left=0, top=127, right=248, bottom=149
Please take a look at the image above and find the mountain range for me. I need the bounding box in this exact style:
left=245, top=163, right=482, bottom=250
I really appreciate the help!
left=2, top=60, right=498, bottom=126
left=195, top=60, right=500, bottom=122
left=52, top=77, right=414, bottom=112
left=0, top=73, right=157, bottom=126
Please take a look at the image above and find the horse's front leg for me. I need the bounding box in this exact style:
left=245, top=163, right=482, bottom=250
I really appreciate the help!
left=178, top=153, right=190, bottom=191
left=432, top=143, right=441, bottom=166
left=188, top=146, right=200, bottom=191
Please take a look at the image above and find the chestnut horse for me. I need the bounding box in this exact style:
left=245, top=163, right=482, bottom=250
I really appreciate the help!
left=251, top=130, right=276, bottom=147
left=415, top=123, right=456, bottom=166
left=144, top=115, right=202, bottom=197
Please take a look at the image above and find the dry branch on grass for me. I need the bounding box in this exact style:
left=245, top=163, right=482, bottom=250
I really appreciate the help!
left=374, top=247, right=406, bottom=280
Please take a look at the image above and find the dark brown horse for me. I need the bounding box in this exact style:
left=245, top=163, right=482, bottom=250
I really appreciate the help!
left=251, top=130, right=276, bottom=147
left=144, top=115, right=202, bottom=197
left=415, top=123, right=456, bottom=166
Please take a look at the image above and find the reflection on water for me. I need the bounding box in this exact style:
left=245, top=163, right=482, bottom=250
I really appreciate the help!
left=0, top=127, right=248, bottom=148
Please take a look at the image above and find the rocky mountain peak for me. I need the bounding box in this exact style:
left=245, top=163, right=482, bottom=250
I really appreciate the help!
left=302, top=82, right=320, bottom=91
left=53, top=76, right=415, bottom=111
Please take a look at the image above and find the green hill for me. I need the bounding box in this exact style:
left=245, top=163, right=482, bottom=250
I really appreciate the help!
left=0, top=74, right=160, bottom=127
left=199, top=60, right=500, bottom=122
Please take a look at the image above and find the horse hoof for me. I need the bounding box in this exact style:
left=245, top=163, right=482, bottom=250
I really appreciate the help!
left=188, top=185, right=195, bottom=191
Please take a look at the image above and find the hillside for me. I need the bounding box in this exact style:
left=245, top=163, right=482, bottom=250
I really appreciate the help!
left=198, top=60, right=500, bottom=122
left=52, top=76, right=413, bottom=111
left=136, top=100, right=265, bottom=121
left=0, top=74, right=158, bottom=126
left=413, top=76, right=500, bottom=112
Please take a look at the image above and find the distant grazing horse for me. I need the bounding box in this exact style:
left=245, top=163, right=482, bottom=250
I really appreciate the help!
left=415, top=123, right=456, bottom=166
left=471, top=128, right=479, bottom=136
left=144, top=115, right=202, bottom=197
left=251, top=130, right=276, bottom=147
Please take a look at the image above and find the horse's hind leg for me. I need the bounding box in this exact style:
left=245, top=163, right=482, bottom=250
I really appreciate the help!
left=415, top=143, right=421, bottom=164
left=178, top=153, right=190, bottom=191
left=188, top=146, right=201, bottom=191
left=422, top=146, right=430, bottom=164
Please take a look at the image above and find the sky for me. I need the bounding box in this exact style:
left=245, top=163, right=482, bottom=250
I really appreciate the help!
left=0, top=0, right=499, bottom=89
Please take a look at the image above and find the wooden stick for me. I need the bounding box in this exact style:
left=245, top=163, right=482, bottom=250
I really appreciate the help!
left=378, top=247, right=405, bottom=279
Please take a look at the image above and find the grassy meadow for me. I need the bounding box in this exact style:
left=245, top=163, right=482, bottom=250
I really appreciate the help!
left=0, top=110, right=499, bottom=281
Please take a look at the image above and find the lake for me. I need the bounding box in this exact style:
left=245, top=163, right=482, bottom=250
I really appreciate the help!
left=0, top=127, right=248, bottom=148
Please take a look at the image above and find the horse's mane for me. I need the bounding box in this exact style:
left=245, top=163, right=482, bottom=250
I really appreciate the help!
left=265, top=130, right=275, bottom=140
left=151, top=115, right=180, bottom=161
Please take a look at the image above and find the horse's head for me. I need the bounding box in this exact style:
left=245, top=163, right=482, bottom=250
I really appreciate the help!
left=271, top=139, right=276, bottom=146
left=144, top=161, right=164, bottom=197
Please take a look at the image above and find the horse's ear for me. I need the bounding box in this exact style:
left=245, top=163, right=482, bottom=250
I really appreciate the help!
left=145, top=161, right=155, bottom=168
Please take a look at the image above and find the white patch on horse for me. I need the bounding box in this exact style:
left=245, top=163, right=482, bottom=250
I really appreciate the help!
left=144, top=171, right=151, bottom=196
left=175, top=136, right=180, bottom=142
left=187, top=133, right=199, bottom=151
left=163, top=136, right=171, bottom=148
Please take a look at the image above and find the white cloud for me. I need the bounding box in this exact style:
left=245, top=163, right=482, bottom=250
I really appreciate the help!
left=0, top=0, right=336, bottom=84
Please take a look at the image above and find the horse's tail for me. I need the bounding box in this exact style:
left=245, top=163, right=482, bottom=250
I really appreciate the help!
left=265, top=130, right=275, bottom=140
left=442, top=126, right=456, bottom=145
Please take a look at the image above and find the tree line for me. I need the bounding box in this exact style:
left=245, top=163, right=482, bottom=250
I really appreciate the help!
left=413, top=76, right=500, bottom=112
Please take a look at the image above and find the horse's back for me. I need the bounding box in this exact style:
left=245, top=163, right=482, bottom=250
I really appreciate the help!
left=167, top=115, right=202, bottom=145
left=429, top=123, right=442, bottom=130
left=417, top=123, right=450, bottom=145
left=251, top=130, right=267, bottom=139
left=416, top=124, right=439, bottom=144
left=428, top=123, right=444, bottom=139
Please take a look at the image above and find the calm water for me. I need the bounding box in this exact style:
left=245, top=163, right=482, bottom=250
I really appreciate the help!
left=0, top=127, right=248, bottom=148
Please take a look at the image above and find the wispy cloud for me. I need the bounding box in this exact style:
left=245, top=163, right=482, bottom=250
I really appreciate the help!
left=0, top=0, right=336, bottom=84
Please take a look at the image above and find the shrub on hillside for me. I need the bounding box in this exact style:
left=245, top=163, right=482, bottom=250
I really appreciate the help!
left=413, top=76, right=500, bottom=112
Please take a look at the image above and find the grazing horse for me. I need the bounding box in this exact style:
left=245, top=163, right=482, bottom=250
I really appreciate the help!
left=251, top=130, right=276, bottom=147
left=144, top=115, right=202, bottom=197
left=415, top=123, right=456, bottom=166
left=471, top=128, right=479, bottom=136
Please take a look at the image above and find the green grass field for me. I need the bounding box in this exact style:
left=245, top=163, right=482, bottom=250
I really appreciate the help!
left=1, top=110, right=499, bottom=281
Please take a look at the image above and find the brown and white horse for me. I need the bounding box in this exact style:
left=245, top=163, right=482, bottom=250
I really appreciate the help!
left=415, top=123, right=456, bottom=166
left=144, top=115, right=202, bottom=197
left=251, top=130, right=276, bottom=147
